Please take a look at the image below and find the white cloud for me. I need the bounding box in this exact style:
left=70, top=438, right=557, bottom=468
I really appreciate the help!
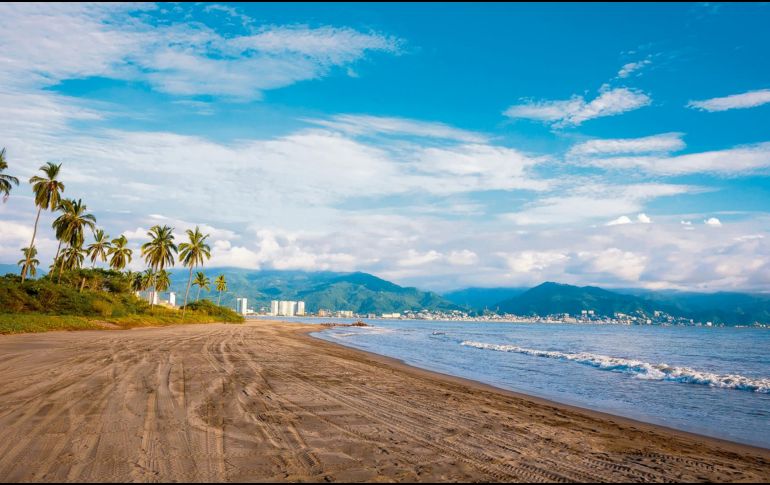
left=447, top=249, right=478, bottom=266
left=305, top=114, right=489, bottom=143
left=413, top=144, right=550, bottom=193
left=688, top=89, right=770, bottom=112
left=573, top=248, right=647, bottom=282
left=568, top=132, right=685, bottom=157
left=503, top=183, right=695, bottom=226
left=606, top=215, right=632, bottom=226
left=617, top=59, right=651, bottom=78
left=504, top=85, right=651, bottom=127
left=398, top=249, right=443, bottom=267
left=0, top=4, right=402, bottom=100
left=605, top=213, right=651, bottom=226
left=578, top=141, right=770, bottom=175
left=499, top=251, right=569, bottom=273
left=705, top=217, right=722, bottom=227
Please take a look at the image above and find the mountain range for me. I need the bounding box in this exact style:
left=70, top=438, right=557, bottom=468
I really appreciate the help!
left=165, top=268, right=462, bottom=315
left=3, top=263, right=770, bottom=325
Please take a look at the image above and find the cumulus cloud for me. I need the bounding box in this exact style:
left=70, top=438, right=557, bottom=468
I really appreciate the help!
left=504, top=85, right=651, bottom=127
left=572, top=248, right=647, bottom=282
left=606, top=215, right=632, bottom=226
left=637, top=213, right=651, bottom=224
left=705, top=217, right=722, bottom=227
left=606, top=213, right=651, bottom=226
left=688, top=89, right=770, bottom=112
left=499, top=251, right=569, bottom=273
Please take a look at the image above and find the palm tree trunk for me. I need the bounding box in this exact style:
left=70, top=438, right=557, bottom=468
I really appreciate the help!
left=21, top=206, right=42, bottom=282
left=196, top=286, right=201, bottom=302
left=53, top=240, right=62, bottom=266
left=218, top=291, right=222, bottom=306
left=182, top=266, right=193, bottom=318
left=57, top=246, right=67, bottom=284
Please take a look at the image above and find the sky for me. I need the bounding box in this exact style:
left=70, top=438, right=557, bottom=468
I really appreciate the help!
left=1, top=2, right=769, bottom=292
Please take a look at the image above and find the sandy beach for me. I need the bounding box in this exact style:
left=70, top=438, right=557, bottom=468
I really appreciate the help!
left=0, top=320, right=768, bottom=482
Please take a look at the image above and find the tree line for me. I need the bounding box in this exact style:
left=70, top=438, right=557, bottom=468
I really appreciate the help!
left=1, top=148, right=229, bottom=312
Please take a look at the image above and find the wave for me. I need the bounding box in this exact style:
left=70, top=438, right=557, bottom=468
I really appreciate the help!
left=460, top=341, right=770, bottom=394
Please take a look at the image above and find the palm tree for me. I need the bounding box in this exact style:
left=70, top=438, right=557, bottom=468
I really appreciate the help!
left=141, top=225, right=177, bottom=306
left=51, top=201, right=67, bottom=265
left=23, top=162, right=64, bottom=282
left=86, top=229, right=111, bottom=268
left=107, top=235, right=133, bottom=271
left=214, top=274, right=227, bottom=306
left=53, top=199, right=96, bottom=282
left=126, top=270, right=144, bottom=294
left=155, top=269, right=171, bottom=294
left=178, top=226, right=211, bottom=316
left=0, top=148, right=20, bottom=202
left=192, top=271, right=210, bottom=302
left=60, top=244, right=85, bottom=276
left=140, top=269, right=155, bottom=302
left=17, top=246, right=39, bottom=278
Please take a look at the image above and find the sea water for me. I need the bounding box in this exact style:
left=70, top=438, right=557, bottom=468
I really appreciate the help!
left=265, top=317, right=770, bottom=448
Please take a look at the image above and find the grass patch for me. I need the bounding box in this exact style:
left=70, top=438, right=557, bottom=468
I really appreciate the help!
left=0, top=313, right=103, bottom=334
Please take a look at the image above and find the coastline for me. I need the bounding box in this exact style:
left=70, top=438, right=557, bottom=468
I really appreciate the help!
left=304, top=324, right=770, bottom=457
left=0, top=320, right=767, bottom=482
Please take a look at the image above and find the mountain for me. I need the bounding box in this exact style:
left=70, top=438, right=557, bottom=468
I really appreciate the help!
left=495, top=282, right=663, bottom=317
left=495, top=282, right=770, bottom=325
left=0, top=264, right=18, bottom=276
left=166, top=268, right=461, bottom=314
left=442, top=287, right=527, bottom=312
left=618, top=289, right=770, bottom=326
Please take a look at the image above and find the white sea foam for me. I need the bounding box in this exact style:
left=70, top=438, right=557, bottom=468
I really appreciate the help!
left=460, top=341, right=770, bottom=393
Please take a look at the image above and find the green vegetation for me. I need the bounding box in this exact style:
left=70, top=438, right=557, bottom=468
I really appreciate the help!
left=0, top=156, right=235, bottom=334
left=0, top=271, right=243, bottom=334
left=0, top=314, right=102, bottom=334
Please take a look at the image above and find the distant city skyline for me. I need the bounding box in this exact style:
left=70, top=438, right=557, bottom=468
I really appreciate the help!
left=1, top=3, right=769, bottom=292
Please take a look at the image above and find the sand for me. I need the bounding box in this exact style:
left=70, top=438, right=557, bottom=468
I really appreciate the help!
left=0, top=320, right=768, bottom=482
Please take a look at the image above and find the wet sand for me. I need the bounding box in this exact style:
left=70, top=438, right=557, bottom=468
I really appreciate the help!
left=0, top=320, right=768, bottom=482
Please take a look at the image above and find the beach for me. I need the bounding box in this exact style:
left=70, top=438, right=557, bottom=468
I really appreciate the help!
left=0, top=321, right=768, bottom=482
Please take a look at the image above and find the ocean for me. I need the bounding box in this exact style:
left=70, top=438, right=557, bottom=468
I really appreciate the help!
left=262, top=317, right=770, bottom=449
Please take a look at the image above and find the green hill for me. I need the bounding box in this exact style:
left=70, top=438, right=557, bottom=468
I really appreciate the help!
left=494, top=282, right=770, bottom=325
left=495, top=282, right=661, bottom=316
left=167, top=269, right=461, bottom=314
left=442, top=287, right=527, bottom=312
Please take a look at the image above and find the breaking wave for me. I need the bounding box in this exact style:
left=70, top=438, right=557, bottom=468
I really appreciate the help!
left=461, top=341, right=770, bottom=393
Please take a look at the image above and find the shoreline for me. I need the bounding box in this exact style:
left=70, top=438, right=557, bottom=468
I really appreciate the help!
left=0, top=320, right=768, bottom=482
left=303, top=325, right=770, bottom=457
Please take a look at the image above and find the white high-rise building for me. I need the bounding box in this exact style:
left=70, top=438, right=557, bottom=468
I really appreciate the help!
left=271, top=300, right=305, bottom=316
left=235, top=298, right=248, bottom=315
left=168, top=292, right=176, bottom=307
left=278, top=300, right=296, bottom=317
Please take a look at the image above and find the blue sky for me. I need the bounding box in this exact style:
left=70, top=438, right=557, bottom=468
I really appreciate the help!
left=1, top=3, right=769, bottom=292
